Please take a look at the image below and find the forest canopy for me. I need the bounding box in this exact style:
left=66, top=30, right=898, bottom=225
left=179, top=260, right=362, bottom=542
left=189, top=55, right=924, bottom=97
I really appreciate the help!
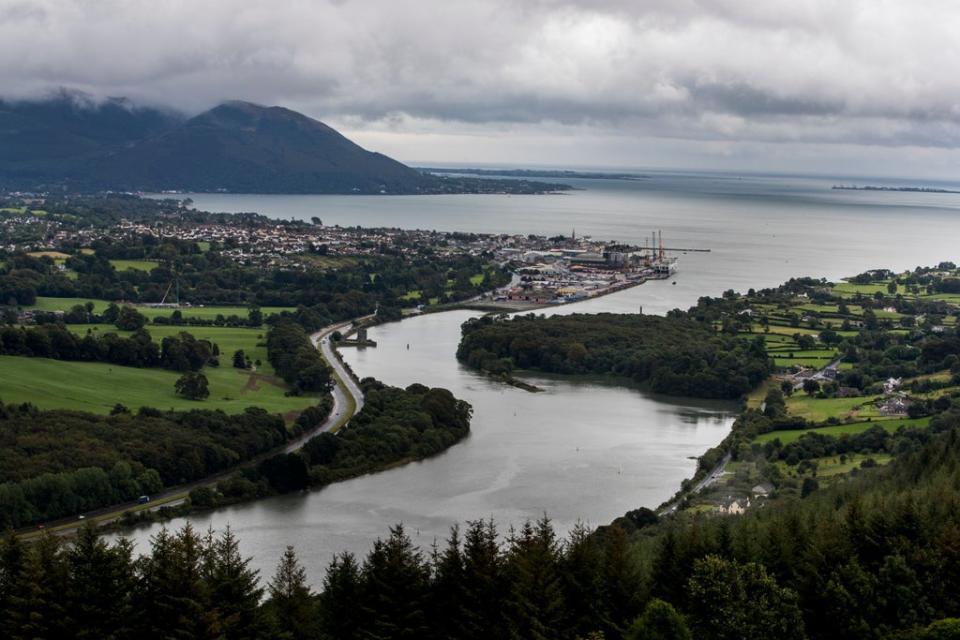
left=457, top=313, right=772, bottom=399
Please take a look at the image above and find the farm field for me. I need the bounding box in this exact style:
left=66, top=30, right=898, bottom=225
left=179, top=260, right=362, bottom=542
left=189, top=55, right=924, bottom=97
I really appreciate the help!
left=776, top=453, right=894, bottom=481
left=784, top=393, right=882, bottom=421
left=109, top=259, right=160, bottom=272
left=754, top=417, right=931, bottom=445
left=0, top=355, right=318, bottom=417
left=772, top=356, right=835, bottom=367
left=25, top=296, right=293, bottom=321
left=831, top=281, right=892, bottom=297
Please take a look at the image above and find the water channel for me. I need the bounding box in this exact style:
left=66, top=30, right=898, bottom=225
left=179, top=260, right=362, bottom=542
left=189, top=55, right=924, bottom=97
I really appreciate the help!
left=124, top=172, right=960, bottom=583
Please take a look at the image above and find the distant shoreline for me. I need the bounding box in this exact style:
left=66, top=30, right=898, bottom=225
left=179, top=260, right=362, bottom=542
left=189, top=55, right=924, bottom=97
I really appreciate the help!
left=418, top=167, right=649, bottom=181
left=832, top=184, right=960, bottom=194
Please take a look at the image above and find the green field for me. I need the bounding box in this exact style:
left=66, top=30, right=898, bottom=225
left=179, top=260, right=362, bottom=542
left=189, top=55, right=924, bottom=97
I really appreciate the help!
left=785, top=393, right=881, bottom=421
left=71, top=323, right=273, bottom=371
left=832, top=281, right=891, bottom=297
left=0, top=355, right=319, bottom=417
left=0, top=324, right=322, bottom=417
left=0, top=207, right=46, bottom=216
left=776, top=452, right=894, bottom=479
left=755, top=417, right=930, bottom=445
left=753, top=324, right=821, bottom=336
left=774, top=356, right=836, bottom=367
left=109, top=259, right=160, bottom=272
left=26, top=297, right=293, bottom=321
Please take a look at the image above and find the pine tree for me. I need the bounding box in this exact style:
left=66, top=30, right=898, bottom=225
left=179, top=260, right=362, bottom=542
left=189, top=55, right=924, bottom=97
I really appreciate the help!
left=598, top=525, right=643, bottom=637
left=265, top=545, right=318, bottom=640
left=649, top=530, right=686, bottom=607
left=358, top=524, right=430, bottom=640
left=203, top=527, right=264, bottom=639
left=429, top=525, right=467, bottom=639
left=505, top=516, right=567, bottom=640
left=8, top=533, right=68, bottom=640
left=458, top=518, right=506, bottom=639
left=0, top=529, right=25, bottom=638
left=562, top=522, right=603, bottom=638
left=66, top=524, right=136, bottom=639
left=135, top=525, right=210, bottom=640
left=319, top=552, right=362, bottom=640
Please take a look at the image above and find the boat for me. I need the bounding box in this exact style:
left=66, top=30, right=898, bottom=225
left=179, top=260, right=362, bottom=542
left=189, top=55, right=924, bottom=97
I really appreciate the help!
left=650, top=257, right=679, bottom=278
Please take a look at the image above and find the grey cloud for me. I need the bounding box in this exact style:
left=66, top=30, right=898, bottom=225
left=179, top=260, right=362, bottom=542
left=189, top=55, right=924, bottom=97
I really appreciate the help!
left=1, top=0, right=960, bottom=158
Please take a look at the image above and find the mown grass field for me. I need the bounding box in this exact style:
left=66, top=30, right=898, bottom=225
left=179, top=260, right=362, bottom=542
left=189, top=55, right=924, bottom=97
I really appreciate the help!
left=754, top=416, right=930, bottom=445
left=0, top=324, right=321, bottom=418
left=109, top=259, right=160, bottom=272
left=26, top=296, right=293, bottom=321
left=0, top=355, right=319, bottom=416
left=785, top=393, right=882, bottom=421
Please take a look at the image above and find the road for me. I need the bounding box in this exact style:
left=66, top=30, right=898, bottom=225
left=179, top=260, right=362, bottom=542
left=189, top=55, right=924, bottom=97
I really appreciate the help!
left=658, top=452, right=732, bottom=516
left=19, top=318, right=365, bottom=538
left=307, top=321, right=366, bottom=434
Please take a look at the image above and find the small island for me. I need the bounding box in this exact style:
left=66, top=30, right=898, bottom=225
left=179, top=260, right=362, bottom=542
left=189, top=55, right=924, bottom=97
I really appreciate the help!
left=833, top=184, right=960, bottom=194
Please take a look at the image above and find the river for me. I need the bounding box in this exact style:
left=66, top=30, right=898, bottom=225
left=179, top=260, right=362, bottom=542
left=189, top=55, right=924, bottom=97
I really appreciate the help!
left=123, top=172, right=960, bottom=583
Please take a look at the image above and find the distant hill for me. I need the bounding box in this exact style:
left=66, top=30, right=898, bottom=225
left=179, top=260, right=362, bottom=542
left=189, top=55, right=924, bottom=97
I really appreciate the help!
left=0, top=93, right=570, bottom=194
left=0, top=90, right=182, bottom=186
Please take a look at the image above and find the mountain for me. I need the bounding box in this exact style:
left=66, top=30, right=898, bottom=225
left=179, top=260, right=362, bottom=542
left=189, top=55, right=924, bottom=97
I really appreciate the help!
left=0, top=90, right=182, bottom=186
left=95, top=101, right=432, bottom=194
left=0, top=94, right=432, bottom=194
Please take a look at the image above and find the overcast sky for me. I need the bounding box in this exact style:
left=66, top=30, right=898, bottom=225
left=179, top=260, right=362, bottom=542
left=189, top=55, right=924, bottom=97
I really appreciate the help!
left=4, top=0, right=960, bottom=178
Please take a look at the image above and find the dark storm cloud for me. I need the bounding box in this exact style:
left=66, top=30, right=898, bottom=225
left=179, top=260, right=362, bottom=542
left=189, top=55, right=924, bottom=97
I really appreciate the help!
left=2, top=0, right=960, bottom=151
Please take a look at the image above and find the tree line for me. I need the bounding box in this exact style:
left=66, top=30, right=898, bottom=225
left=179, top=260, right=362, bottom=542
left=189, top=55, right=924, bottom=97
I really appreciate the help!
left=0, top=324, right=217, bottom=372
left=0, top=404, right=290, bottom=528
left=266, top=321, right=333, bottom=395
left=458, top=313, right=772, bottom=399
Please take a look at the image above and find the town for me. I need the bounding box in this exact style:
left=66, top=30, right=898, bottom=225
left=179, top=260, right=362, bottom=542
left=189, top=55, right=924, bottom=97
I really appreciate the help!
left=1, top=195, right=694, bottom=309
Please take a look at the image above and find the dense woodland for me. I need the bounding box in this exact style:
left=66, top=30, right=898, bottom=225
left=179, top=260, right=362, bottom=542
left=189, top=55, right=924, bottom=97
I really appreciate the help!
left=266, top=322, right=333, bottom=394
left=0, top=404, right=290, bottom=528
left=188, top=379, right=473, bottom=510
left=1, top=421, right=959, bottom=639
left=0, top=376, right=473, bottom=530
left=457, top=313, right=772, bottom=399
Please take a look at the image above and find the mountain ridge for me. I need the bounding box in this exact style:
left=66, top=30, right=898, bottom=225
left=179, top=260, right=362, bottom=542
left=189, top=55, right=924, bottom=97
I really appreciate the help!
left=0, top=94, right=569, bottom=194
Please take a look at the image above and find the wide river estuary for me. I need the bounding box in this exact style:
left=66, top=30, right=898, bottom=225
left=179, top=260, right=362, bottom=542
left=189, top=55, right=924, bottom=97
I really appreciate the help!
left=128, top=172, right=960, bottom=583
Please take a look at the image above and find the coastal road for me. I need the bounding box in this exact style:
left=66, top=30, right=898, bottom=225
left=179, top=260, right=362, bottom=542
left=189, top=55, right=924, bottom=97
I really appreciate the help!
left=19, top=318, right=365, bottom=539
left=658, top=452, right=732, bottom=516
left=298, top=321, right=366, bottom=447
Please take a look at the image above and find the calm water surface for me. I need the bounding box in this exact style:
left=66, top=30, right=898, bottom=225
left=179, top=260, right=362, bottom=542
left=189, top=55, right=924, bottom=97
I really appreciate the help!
left=124, top=174, right=960, bottom=582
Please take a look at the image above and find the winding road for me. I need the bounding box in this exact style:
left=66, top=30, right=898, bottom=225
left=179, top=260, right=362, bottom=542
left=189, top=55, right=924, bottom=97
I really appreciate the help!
left=20, top=318, right=365, bottom=538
